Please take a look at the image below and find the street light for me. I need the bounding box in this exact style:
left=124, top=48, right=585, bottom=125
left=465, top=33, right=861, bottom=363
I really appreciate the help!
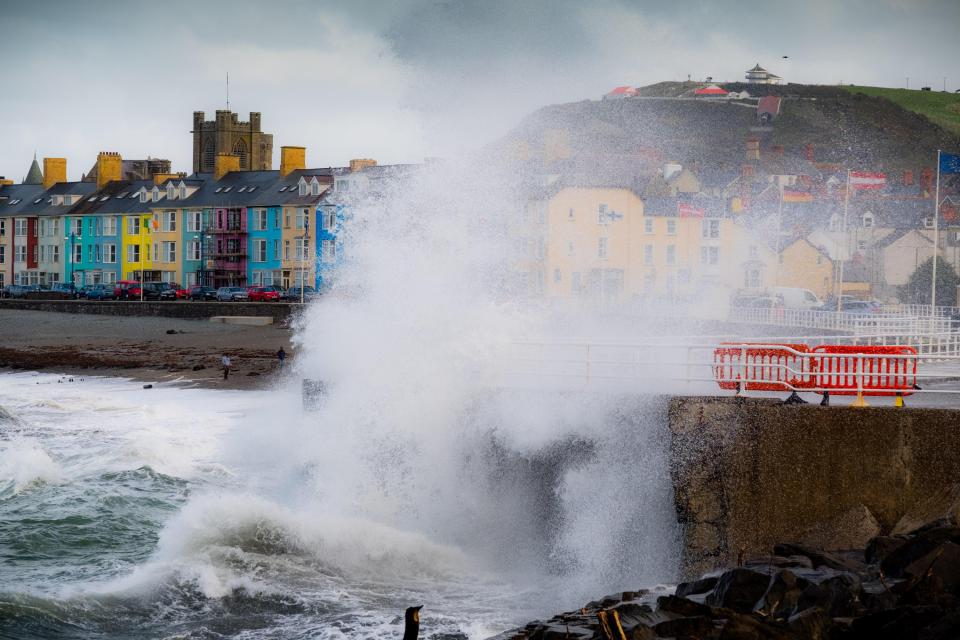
left=194, top=232, right=212, bottom=287
left=300, top=209, right=310, bottom=304
left=64, top=231, right=82, bottom=286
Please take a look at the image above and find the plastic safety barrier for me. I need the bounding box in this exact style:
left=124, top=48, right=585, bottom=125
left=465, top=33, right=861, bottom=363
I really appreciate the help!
left=713, top=343, right=918, bottom=396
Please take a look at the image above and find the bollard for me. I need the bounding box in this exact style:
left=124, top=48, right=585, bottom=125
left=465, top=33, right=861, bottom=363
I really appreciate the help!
left=895, top=392, right=905, bottom=408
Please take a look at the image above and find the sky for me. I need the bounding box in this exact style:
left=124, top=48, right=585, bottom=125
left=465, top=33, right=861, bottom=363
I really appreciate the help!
left=1, top=0, right=958, bottom=181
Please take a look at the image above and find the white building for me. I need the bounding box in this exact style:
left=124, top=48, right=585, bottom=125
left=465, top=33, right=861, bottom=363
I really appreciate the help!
left=745, top=64, right=782, bottom=85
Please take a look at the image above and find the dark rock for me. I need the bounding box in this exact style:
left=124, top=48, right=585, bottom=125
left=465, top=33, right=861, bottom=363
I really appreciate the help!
left=653, top=615, right=718, bottom=639
left=609, top=602, right=653, bottom=631
left=745, top=555, right=813, bottom=570
left=773, top=543, right=858, bottom=572
left=677, top=576, right=720, bottom=597
left=786, top=608, right=831, bottom=640
left=881, top=527, right=960, bottom=578
left=584, top=593, right=625, bottom=610
left=166, top=329, right=177, bottom=334
left=527, top=623, right=595, bottom=639
left=865, top=535, right=910, bottom=565
left=850, top=604, right=944, bottom=640
left=706, top=568, right=771, bottom=613
left=714, top=612, right=799, bottom=639
left=143, top=384, right=153, bottom=389
left=192, top=364, right=206, bottom=371
left=657, top=595, right=713, bottom=617
left=755, top=570, right=814, bottom=619
left=247, top=371, right=260, bottom=376
left=796, top=573, right=863, bottom=617
left=919, top=610, right=960, bottom=640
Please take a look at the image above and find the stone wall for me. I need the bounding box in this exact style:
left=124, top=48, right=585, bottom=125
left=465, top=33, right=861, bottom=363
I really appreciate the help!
left=670, top=396, right=960, bottom=577
left=0, top=299, right=293, bottom=321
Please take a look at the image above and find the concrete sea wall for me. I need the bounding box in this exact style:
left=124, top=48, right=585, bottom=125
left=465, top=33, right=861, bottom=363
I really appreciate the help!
left=0, top=299, right=293, bottom=321
left=669, top=396, right=960, bottom=578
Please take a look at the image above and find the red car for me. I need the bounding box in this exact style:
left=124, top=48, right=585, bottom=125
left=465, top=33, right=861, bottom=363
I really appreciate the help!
left=115, top=280, right=143, bottom=300
left=247, top=285, right=282, bottom=302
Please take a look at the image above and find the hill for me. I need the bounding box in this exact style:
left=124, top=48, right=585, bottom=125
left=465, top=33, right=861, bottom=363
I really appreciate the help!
left=839, top=85, right=960, bottom=137
left=501, top=82, right=960, bottom=177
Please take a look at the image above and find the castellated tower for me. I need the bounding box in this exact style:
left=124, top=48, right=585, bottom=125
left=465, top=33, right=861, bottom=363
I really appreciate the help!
left=192, top=110, right=273, bottom=174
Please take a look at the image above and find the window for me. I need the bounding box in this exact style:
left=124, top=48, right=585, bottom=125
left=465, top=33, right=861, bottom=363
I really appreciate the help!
left=745, top=268, right=761, bottom=289
left=284, top=240, right=291, bottom=260
left=311, top=180, right=320, bottom=196
left=597, top=204, right=608, bottom=224
left=273, top=239, right=280, bottom=261
left=103, top=216, right=117, bottom=235
left=188, top=241, right=201, bottom=261
left=15, top=219, right=27, bottom=237
left=554, top=268, right=562, bottom=283
left=702, top=219, right=720, bottom=239
left=187, top=210, right=202, bottom=232
left=127, top=244, right=140, bottom=263
left=0, top=220, right=5, bottom=237
left=295, top=238, right=309, bottom=259
left=0, top=246, right=4, bottom=263
left=52, top=245, right=60, bottom=263
left=104, top=243, right=116, bottom=263
left=163, top=211, right=177, bottom=232
left=298, top=180, right=307, bottom=197
left=666, top=244, right=676, bottom=265
left=666, top=219, right=677, bottom=235
left=700, top=246, right=719, bottom=265
left=644, top=244, right=653, bottom=265
left=857, top=240, right=867, bottom=252
left=644, top=218, right=654, bottom=234
left=568, top=208, right=574, bottom=221
left=15, top=246, right=27, bottom=262
left=322, top=240, right=336, bottom=263
left=862, top=213, right=874, bottom=228
left=323, top=209, right=336, bottom=231
left=748, top=245, right=759, bottom=260
left=274, top=210, right=281, bottom=230
left=73, top=244, right=82, bottom=263
left=126, top=216, right=141, bottom=235
left=95, top=245, right=102, bottom=262
left=598, top=237, right=608, bottom=259
left=284, top=209, right=291, bottom=228
left=167, top=184, right=176, bottom=200
left=163, top=241, right=176, bottom=263
left=254, top=209, right=268, bottom=231
left=104, top=272, right=116, bottom=284
left=254, top=239, right=267, bottom=262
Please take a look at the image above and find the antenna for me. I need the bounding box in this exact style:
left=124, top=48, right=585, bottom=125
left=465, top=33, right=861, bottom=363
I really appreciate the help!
left=226, top=72, right=230, bottom=110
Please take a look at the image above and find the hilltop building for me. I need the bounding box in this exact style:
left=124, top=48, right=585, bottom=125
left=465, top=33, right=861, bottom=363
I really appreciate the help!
left=83, top=158, right=173, bottom=184
left=191, top=110, right=273, bottom=174
left=745, top=64, right=782, bottom=85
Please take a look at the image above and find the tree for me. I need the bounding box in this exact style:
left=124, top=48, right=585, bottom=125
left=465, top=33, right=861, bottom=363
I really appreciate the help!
left=902, top=257, right=960, bottom=306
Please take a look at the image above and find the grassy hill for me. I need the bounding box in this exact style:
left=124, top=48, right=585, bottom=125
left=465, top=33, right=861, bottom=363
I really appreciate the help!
left=840, top=85, right=960, bottom=137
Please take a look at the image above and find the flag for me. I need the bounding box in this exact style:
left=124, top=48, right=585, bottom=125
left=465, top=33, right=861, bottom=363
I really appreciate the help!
left=782, top=188, right=813, bottom=203
left=678, top=202, right=704, bottom=218
left=849, top=171, right=886, bottom=190
left=941, top=152, right=960, bottom=175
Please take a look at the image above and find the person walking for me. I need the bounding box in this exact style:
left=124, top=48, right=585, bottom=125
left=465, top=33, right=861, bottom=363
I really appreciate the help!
left=222, top=354, right=231, bottom=380
left=277, top=347, right=286, bottom=370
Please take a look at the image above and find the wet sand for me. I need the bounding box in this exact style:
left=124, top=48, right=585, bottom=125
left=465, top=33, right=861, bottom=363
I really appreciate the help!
left=0, top=309, right=297, bottom=390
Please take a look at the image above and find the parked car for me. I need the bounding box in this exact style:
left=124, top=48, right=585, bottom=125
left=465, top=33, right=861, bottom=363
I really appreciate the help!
left=2, top=285, right=29, bottom=298
left=837, top=300, right=881, bottom=314
left=50, top=282, right=79, bottom=299
left=188, top=285, right=217, bottom=301
left=216, top=286, right=250, bottom=302
left=157, top=282, right=185, bottom=301
left=247, top=285, right=282, bottom=302
left=115, top=280, right=143, bottom=300
left=286, top=286, right=318, bottom=302
left=140, top=282, right=168, bottom=301
left=84, top=283, right=117, bottom=300
left=771, top=286, right=822, bottom=310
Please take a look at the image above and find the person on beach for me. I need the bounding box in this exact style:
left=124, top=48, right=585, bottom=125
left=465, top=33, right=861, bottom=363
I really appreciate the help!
left=222, top=354, right=231, bottom=380
left=277, top=347, right=286, bottom=370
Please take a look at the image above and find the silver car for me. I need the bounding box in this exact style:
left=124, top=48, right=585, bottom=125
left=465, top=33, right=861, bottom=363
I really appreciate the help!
left=216, top=286, right=249, bottom=302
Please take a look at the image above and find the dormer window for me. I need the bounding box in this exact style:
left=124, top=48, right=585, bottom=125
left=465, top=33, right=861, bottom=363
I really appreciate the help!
left=310, top=179, right=320, bottom=196
left=924, top=217, right=935, bottom=229
left=298, top=178, right=307, bottom=197
left=152, top=187, right=161, bottom=202
left=179, top=184, right=187, bottom=200
left=167, top=184, right=176, bottom=200
left=862, top=212, right=874, bottom=228
left=140, top=189, right=148, bottom=204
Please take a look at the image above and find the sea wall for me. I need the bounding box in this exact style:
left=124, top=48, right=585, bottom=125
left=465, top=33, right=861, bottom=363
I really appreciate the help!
left=670, top=396, right=960, bottom=578
left=0, top=299, right=293, bottom=321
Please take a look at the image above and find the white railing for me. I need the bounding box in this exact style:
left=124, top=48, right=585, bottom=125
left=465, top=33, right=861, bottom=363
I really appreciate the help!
left=880, top=304, right=960, bottom=318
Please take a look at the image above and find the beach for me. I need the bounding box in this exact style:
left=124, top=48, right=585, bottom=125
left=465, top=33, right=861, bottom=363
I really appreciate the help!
left=0, top=308, right=295, bottom=389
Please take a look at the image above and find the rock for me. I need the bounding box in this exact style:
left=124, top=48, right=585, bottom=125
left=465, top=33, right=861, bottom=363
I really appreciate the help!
left=891, top=484, right=960, bottom=535
left=850, top=604, right=944, bottom=640
left=798, top=505, right=881, bottom=551
left=676, top=576, right=719, bottom=597
left=795, top=573, right=863, bottom=617
left=656, top=595, right=713, bottom=617
left=191, top=364, right=206, bottom=371
left=865, top=535, right=910, bottom=565
left=755, top=570, right=814, bottom=619
left=895, top=541, right=960, bottom=607
left=653, top=615, right=718, bottom=639
left=786, top=608, right=831, bottom=640
left=143, top=384, right=153, bottom=389
left=166, top=329, right=177, bottom=334
left=744, top=555, right=813, bottom=570
left=714, top=611, right=798, bottom=639
left=880, top=527, right=960, bottom=578
left=918, top=610, right=960, bottom=640
left=706, top=568, right=771, bottom=613
left=773, top=543, right=858, bottom=572
left=247, top=371, right=260, bottom=376
left=608, top=602, right=653, bottom=631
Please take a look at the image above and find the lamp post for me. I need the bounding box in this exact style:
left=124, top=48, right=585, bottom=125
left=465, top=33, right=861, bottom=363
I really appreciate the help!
left=64, top=231, right=82, bottom=287
left=300, top=208, right=310, bottom=304
left=194, top=232, right=212, bottom=287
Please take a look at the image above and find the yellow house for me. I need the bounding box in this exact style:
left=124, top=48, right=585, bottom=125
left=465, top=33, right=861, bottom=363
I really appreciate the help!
left=777, top=237, right=834, bottom=298
left=151, top=207, right=182, bottom=283
left=121, top=211, right=154, bottom=281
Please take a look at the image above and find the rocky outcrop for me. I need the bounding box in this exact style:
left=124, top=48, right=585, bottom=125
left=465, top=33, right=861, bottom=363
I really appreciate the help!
left=669, top=397, right=960, bottom=577
left=491, top=520, right=960, bottom=639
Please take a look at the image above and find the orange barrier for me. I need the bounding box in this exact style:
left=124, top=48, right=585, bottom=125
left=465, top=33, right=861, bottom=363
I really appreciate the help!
left=713, top=343, right=918, bottom=397
left=812, top=345, right=918, bottom=397
left=713, top=343, right=814, bottom=392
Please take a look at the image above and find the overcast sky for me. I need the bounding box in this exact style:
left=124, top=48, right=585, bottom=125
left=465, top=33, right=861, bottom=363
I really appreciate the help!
left=1, top=0, right=957, bottom=181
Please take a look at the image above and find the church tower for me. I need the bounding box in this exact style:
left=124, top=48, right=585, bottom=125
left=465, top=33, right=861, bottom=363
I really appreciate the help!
left=191, top=110, right=273, bottom=174
left=24, top=153, right=43, bottom=185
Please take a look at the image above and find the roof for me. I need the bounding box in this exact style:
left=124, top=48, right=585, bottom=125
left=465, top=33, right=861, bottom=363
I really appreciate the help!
left=14, top=182, right=98, bottom=216
left=607, top=86, right=639, bottom=96
left=65, top=179, right=158, bottom=216
left=748, top=64, right=767, bottom=73
left=24, top=155, right=43, bottom=185
left=694, top=85, right=728, bottom=96
left=0, top=183, right=46, bottom=217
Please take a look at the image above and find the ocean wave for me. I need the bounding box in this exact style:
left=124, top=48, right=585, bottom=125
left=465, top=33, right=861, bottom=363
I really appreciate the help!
left=0, top=438, right=62, bottom=498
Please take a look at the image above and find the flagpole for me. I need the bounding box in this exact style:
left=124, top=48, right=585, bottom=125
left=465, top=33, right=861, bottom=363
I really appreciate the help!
left=837, top=169, right=850, bottom=311
left=774, top=184, right=783, bottom=287
left=932, top=150, right=941, bottom=309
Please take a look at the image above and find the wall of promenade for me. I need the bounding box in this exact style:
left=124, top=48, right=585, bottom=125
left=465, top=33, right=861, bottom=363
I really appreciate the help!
left=670, top=396, right=960, bottom=577
left=0, top=299, right=293, bottom=321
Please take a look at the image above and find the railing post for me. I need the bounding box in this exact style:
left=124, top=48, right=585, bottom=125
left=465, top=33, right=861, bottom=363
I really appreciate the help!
left=852, top=353, right=868, bottom=407
left=738, top=345, right=747, bottom=396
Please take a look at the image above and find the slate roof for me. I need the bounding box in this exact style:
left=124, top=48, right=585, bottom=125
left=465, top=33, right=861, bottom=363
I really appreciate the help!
left=66, top=180, right=158, bottom=216
left=14, top=181, right=98, bottom=216
left=0, top=183, right=46, bottom=217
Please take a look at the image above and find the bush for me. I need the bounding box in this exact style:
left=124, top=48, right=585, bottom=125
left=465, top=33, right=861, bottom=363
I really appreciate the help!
left=901, top=257, right=960, bottom=306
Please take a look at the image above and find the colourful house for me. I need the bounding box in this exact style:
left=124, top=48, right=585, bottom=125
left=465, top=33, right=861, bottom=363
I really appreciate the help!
left=777, top=237, right=834, bottom=298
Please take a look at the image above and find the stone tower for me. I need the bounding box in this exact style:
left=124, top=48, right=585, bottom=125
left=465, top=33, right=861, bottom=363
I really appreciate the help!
left=192, top=110, right=273, bottom=174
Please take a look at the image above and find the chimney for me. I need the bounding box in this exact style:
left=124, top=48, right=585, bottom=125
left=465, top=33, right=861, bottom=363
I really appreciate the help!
left=43, top=157, right=67, bottom=189
left=152, top=173, right=182, bottom=185
left=772, top=144, right=785, bottom=156
left=214, top=153, right=240, bottom=181
left=96, top=152, right=122, bottom=189
left=920, top=166, right=934, bottom=190
left=349, top=158, right=377, bottom=172
left=741, top=164, right=755, bottom=179
left=280, top=146, right=306, bottom=177
left=0, top=177, right=12, bottom=186
left=902, top=169, right=914, bottom=186
left=745, top=138, right=760, bottom=161
left=805, top=144, right=814, bottom=162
